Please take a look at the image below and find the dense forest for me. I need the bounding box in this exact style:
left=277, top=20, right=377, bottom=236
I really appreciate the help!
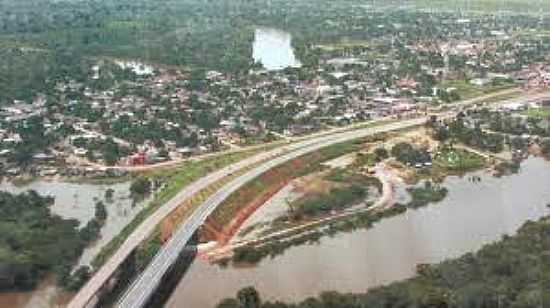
left=0, top=191, right=106, bottom=291
left=219, top=215, right=550, bottom=308
left=1, top=0, right=545, bottom=104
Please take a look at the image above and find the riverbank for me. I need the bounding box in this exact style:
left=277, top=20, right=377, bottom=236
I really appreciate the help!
left=218, top=214, right=550, bottom=307
left=200, top=126, right=490, bottom=264
left=201, top=163, right=399, bottom=263
left=166, top=157, right=550, bottom=307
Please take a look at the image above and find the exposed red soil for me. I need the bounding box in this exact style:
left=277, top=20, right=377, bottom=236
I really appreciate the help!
left=202, top=180, right=289, bottom=244
left=200, top=151, right=328, bottom=244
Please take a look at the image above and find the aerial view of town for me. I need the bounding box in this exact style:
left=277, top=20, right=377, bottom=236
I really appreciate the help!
left=0, top=0, right=549, bottom=307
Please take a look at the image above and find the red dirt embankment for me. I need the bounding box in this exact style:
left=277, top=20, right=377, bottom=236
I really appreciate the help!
left=201, top=180, right=289, bottom=244
left=201, top=148, right=349, bottom=244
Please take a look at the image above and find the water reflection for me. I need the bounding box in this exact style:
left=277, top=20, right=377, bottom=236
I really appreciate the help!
left=252, top=28, right=301, bottom=70
left=166, top=157, right=550, bottom=307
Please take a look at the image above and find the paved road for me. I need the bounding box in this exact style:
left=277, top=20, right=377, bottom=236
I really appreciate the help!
left=69, top=118, right=412, bottom=308
left=115, top=117, right=428, bottom=308
left=69, top=88, right=524, bottom=172
left=116, top=89, right=550, bottom=308
left=202, top=163, right=400, bottom=262
left=67, top=135, right=345, bottom=308
left=70, top=88, right=550, bottom=308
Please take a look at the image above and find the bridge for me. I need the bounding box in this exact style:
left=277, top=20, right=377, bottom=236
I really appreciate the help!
left=114, top=117, right=428, bottom=307
left=68, top=88, right=550, bottom=308
left=68, top=116, right=424, bottom=308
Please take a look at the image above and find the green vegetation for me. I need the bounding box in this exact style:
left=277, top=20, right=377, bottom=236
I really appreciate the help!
left=439, top=79, right=515, bottom=101
left=0, top=47, right=90, bottom=104
left=8, top=116, right=56, bottom=166
left=0, top=191, right=78, bottom=290
left=95, top=201, right=107, bottom=222
left=210, top=140, right=364, bottom=227
left=433, top=147, right=485, bottom=172
left=353, top=152, right=377, bottom=168
left=542, top=139, right=550, bottom=158
left=325, top=168, right=383, bottom=192
left=431, top=117, right=505, bottom=153
left=0, top=190, right=104, bottom=291
left=289, top=185, right=367, bottom=221
left=284, top=168, right=383, bottom=221
left=391, top=142, right=431, bottom=166
left=129, top=177, right=152, bottom=199
left=413, top=0, right=550, bottom=14
left=475, top=109, right=550, bottom=137
left=222, top=215, right=550, bottom=308
left=522, top=106, right=550, bottom=119
left=407, top=181, right=448, bottom=209
left=134, top=233, right=162, bottom=271
left=91, top=149, right=262, bottom=268
left=494, top=160, right=521, bottom=177
left=104, top=188, right=115, bottom=202
left=231, top=181, right=446, bottom=265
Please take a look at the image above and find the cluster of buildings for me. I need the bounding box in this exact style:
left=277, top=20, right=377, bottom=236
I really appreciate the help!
left=2, top=13, right=550, bottom=174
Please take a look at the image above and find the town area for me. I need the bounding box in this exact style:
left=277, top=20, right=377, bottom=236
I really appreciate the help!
left=1, top=1, right=550, bottom=308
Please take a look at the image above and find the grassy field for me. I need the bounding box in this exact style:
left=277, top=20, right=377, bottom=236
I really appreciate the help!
left=440, top=79, right=516, bottom=100
left=433, top=148, right=485, bottom=172
left=209, top=140, right=364, bottom=230
left=522, top=106, right=550, bottom=119
left=91, top=149, right=262, bottom=268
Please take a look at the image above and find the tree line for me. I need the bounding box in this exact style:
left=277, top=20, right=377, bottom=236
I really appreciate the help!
left=220, top=215, right=550, bottom=308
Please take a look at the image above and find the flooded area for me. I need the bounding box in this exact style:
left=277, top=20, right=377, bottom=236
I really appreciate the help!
left=0, top=179, right=143, bottom=267
left=252, top=28, right=301, bottom=70
left=166, top=157, right=550, bottom=308
left=0, top=277, right=72, bottom=308
left=0, top=178, right=145, bottom=307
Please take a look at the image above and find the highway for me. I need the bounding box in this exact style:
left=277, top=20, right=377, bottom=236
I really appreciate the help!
left=69, top=88, right=523, bottom=172
left=116, top=89, right=550, bottom=308
left=70, top=88, right=550, bottom=308
left=69, top=117, right=420, bottom=308
left=115, top=117, right=428, bottom=308
left=67, top=134, right=346, bottom=308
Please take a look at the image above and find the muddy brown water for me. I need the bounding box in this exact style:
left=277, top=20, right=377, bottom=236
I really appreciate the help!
left=166, top=157, right=550, bottom=308
left=0, top=179, right=142, bottom=307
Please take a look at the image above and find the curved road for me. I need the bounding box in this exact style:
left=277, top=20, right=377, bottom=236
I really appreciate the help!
left=71, top=88, right=550, bottom=308
left=69, top=118, right=416, bottom=308
left=68, top=134, right=351, bottom=308
left=115, top=117, right=428, bottom=308
left=116, top=89, right=550, bottom=308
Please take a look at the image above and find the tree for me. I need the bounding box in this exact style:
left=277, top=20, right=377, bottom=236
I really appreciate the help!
left=217, top=299, right=240, bottom=308
left=105, top=188, right=115, bottom=202
left=0, top=191, right=87, bottom=290
left=541, top=139, right=550, bottom=157
left=130, top=177, right=152, bottom=197
left=95, top=201, right=107, bottom=221
left=66, top=266, right=91, bottom=291
left=79, top=219, right=101, bottom=242
left=374, top=147, right=389, bottom=161
left=391, top=142, right=428, bottom=165
left=237, top=287, right=261, bottom=308
left=102, top=138, right=120, bottom=166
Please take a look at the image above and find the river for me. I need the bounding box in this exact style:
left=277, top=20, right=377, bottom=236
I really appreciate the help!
left=0, top=178, right=144, bottom=307
left=252, top=28, right=301, bottom=70
left=0, top=179, right=143, bottom=267
left=166, top=157, right=550, bottom=307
